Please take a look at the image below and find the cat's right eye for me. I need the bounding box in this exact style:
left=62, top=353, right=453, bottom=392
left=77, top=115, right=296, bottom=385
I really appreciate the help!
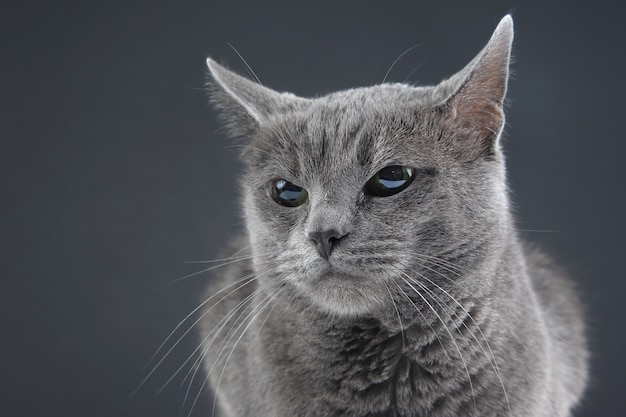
left=271, top=179, right=309, bottom=207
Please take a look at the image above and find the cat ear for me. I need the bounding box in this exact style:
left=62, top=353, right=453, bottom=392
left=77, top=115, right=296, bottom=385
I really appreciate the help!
left=437, top=15, right=513, bottom=157
left=206, top=58, right=305, bottom=137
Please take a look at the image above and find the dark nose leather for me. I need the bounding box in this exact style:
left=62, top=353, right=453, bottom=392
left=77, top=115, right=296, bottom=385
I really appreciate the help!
left=308, top=228, right=346, bottom=259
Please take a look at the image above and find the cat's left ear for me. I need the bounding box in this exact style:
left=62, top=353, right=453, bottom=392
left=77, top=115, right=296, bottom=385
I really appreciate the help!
left=206, top=58, right=306, bottom=138
left=438, top=15, right=513, bottom=157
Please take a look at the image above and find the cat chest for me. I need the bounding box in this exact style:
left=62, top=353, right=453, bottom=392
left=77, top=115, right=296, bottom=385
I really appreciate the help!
left=264, top=332, right=491, bottom=417
left=325, top=353, right=477, bottom=415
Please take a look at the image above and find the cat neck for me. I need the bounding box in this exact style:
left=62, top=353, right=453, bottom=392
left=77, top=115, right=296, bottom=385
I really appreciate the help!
left=250, top=283, right=517, bottom=417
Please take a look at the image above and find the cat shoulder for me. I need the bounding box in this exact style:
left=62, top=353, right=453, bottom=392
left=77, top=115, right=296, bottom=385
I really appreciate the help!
left=523, top=242, right=589, bottom=408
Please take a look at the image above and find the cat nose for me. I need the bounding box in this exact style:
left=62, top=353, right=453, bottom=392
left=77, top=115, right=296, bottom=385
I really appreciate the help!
left=308, top=229, right=346, bottom=259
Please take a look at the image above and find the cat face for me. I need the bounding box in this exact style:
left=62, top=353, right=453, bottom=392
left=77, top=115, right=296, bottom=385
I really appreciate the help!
left=208, top=16, right=513, bottom=318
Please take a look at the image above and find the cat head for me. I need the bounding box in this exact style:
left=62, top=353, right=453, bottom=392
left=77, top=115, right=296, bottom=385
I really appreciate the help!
left=207, top=16, right=514, bottom=319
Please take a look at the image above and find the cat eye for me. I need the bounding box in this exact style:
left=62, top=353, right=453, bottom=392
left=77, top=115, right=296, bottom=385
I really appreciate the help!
left=364, top=165, right=415, bottom=197
left=271, top=179, right=309, bottom=207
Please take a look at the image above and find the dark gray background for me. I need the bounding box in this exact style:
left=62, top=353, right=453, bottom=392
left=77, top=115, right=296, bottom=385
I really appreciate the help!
left=1, top=1, right=624, bottom=416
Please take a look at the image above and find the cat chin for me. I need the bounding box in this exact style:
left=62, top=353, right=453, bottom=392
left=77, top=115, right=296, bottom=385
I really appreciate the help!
left=293, top=268, right=387, bottom=317
left=306, top=287, right=382, bottom=317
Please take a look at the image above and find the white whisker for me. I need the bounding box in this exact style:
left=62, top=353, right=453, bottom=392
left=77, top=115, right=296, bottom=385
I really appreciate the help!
left=402, top=60, right=426, bottom=83
left=383, top=280, right=405, bottom=348
left=208, top=292, right=276, bottom=417
left=180, top=273, right=283, bottom=412
left=158, top=258, right=250, bottom=288
left=382, top=43, right=423, bottom=83
left=391, top=280, right=450, bottom=360
left=413, top=255, right=536, bottom=361
left=178, top=287, right=259, bottom=411
left=151, top=274, right=258, bottom=396
left=408, top=268, right=513, bottom=417
left=227, top=42, right=263, bottom=85
left=397, top=272, right=477, bottom=412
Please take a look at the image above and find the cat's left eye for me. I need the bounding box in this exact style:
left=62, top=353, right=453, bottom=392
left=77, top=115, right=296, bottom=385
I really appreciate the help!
left=364, top=165, right=415, bottom=197
left=271, top=179, right=309, bottom=207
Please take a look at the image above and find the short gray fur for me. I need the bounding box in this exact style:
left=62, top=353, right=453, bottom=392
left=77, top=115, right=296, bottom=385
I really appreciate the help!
left=200, top=15, right=588, bottom=417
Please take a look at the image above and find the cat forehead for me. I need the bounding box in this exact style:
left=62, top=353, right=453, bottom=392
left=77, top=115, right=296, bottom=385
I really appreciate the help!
left=317, top=84, right=437, bottom=111
left=267, top=83, right=437, bottom=137
left=249, top=85, right=441, bottom=181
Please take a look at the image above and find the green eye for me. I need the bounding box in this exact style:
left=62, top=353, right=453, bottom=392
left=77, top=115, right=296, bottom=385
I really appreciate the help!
left=365, top=165, right=415, bottom=197
left=271, top=179, right=309, bottom=207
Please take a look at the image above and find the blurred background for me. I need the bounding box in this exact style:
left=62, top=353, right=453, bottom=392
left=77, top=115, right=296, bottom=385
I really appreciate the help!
left=1, top=1, right=623, bottom=415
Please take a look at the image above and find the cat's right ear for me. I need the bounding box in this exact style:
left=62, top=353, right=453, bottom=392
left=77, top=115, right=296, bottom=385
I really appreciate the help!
left=206, top=58, right=304, bottom=137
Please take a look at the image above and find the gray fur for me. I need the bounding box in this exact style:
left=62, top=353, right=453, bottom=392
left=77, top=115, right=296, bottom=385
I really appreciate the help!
left=200, top=15, right=588, bottom=417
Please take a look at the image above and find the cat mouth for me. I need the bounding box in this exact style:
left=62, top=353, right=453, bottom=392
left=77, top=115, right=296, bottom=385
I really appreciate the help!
left=324, top=268, right=361, bottom=280
left=310, top=261, right=365, bottom=282
left=301, top=264, right=383, bottom=317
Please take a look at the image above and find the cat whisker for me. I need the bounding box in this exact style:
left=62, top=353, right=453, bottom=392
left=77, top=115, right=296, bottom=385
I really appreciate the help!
left=185, top=86, right=209, bottom=92
left=159, top=259, right=252, bottom=288
left=207, top=291, right=278, bottom=417
left=402, top=60, right=426, bottom=83
left=402, top=272, right=487, bottom=409
left=190, top=281, right=286, bottom=417
left=371, top=223, right=468, bottom=274
left=135, top=262, right=271, bottom=396
left=155, top=274, right=261, bottom=397
left=179, top=273, right=283, bottom=411
left=227, top=42, right=263, bottom=85
left=224, top=144, right=273, bottom=156
left=410, top=255, right=536, bottom=361
left=397, top=272, right=478, bottom=412
left=159, top=250, right=277, bottom=288
left=251, top=288, right=294, bottom=341
left=145, top=273, right=255, bottom=367
left=390, top=280, right=450, bottom=360
left=516, top=228, right=560, bottom=233
left=182, top=245, right=254, bottom=264
left=382, top=280, right=405, bottom=348
left=178, top=285, right=261, bottom=410
left=402, top=273, right=480, bottom=354
left=407, top=268, right=513, bottom=417
left=181, top=273, right=277, bottom=379
left=206, top=281, right=285, bottom=379
left=409, top=252, right=465, bottom=275
left=152, top=263, right=271, bottom=400
left=382, top=43, right=423, bottom=83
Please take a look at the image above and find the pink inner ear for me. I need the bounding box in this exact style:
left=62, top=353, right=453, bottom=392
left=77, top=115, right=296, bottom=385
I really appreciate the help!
left=449, top=40, right=509, bottom=126
left=450, top=83, right=504, bottom=132
left=446, top=92, right=504, bottom=159
left=441, top=18, right=512, bottom=158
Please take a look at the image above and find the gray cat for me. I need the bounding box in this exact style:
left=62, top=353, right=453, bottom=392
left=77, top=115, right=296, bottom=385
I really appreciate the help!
left=199, top=15, right=588, bottom=417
